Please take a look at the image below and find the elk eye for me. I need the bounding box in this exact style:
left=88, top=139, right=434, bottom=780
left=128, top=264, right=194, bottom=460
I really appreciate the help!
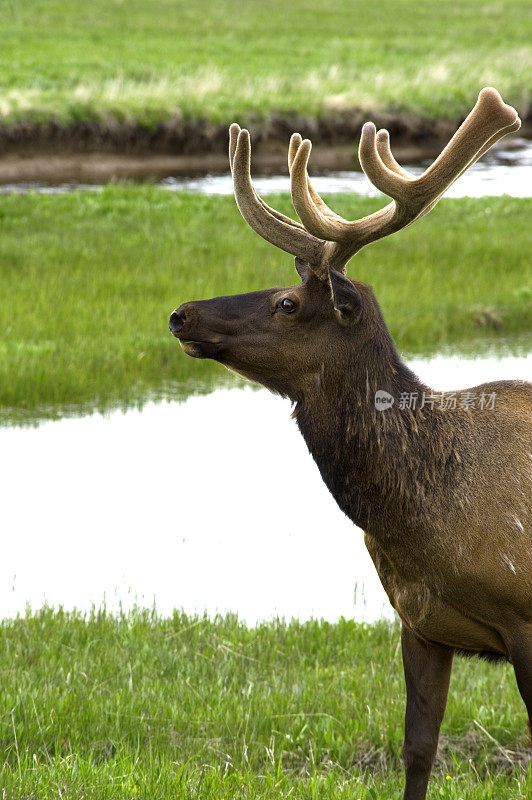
left=279, top=297, right=297, bottom=313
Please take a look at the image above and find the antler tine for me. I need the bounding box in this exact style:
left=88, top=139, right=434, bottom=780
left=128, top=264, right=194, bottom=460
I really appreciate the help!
left=423, top=114, right=521, bottom=207
left=229, top=122, right=240, bottom=171
left=358, top=122, right=412, bottom=201
left=413, top=114, right=522, bottom=224
left=230, top=127, right=324, bottom=264
left=290, top=139, right=351, bottom=241
left=288, top=133, right=343, bottom=221
left=375, top=129, right=413, bottom=179
left=229, top=123, right=307, bottom=232
left=413, top=87, right=519, bottom=198
left=288, top=132, right=301, bottom=171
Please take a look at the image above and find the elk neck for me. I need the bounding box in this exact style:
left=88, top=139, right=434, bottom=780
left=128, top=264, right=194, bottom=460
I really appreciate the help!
left=294, top=327, right=474, bottom=544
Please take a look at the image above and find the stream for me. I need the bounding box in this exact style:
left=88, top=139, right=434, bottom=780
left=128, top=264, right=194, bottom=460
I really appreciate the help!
left=1, top=138, right=531, bottom=198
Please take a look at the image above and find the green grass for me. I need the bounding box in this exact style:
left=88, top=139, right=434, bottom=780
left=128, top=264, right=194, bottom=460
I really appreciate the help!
left=0, top=189, right=530, bottom=422
left=0, top=610, right=530, bottom=798
left=0, top=0, right=530, bottom=125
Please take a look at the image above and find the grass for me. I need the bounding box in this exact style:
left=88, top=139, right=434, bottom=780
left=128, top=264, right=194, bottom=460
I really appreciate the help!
left=0, top=609, right=529, bottom=798
left=0, top=0, right=530, bottom=126
left=0, top=188, right=530, bottom=422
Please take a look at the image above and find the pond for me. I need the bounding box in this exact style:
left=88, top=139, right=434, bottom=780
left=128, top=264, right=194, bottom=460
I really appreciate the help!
left=0, top=352, right=529, bottom=625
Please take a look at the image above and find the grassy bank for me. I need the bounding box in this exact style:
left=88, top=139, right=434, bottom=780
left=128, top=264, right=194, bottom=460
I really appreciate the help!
left=0, top=610, right=530, bottom=797
left=0, top=1, right=530, bottom=126
left=0, top=189, right=530, bottom=421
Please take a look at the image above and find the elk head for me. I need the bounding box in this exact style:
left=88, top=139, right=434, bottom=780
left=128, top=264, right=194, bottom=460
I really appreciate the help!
left=169, top=88, right=520, bottom=401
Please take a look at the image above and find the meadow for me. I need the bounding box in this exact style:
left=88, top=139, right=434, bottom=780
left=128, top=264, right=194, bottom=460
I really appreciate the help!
left=0, top=610, right=530, bottom=798
left=0, top=189, right=530, bottom=422
left=0, top=0, right=530, bottom=126
left=1, top=2, right=531, bottom=798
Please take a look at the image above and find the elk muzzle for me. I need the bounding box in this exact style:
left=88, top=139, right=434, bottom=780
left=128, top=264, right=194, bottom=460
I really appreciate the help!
left=169, top=302, right=223, bottom=359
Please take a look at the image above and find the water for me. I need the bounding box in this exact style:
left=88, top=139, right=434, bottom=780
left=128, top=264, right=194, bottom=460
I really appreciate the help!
left=0, top=353, right=529, bottom=624
left=161, top=137, right=532, bottom=199
left=1, top=138, right=531, bottom=198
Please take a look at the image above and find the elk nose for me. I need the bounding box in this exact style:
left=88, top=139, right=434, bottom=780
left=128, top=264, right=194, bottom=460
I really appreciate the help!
left=169, top=309, right=186, bottom=335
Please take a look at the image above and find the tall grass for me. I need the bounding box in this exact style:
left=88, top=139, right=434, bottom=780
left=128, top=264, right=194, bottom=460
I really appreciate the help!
left=0, top=610, right=530, bottom=797
left=0, top=0, right=530, bottom=125
left=0, top=189, right=530, bottom=422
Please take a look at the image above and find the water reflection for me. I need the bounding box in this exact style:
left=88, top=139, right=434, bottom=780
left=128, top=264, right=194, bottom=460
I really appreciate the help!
left=0, top=353, right=529, bottom=624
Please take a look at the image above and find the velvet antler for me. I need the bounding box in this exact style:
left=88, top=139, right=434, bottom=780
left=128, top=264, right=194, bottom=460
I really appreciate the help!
left=229, top=88, right=520, bottom=280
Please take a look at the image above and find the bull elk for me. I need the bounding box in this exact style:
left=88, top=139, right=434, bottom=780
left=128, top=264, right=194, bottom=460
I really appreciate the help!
left=169, top=88, right=531, bottom=800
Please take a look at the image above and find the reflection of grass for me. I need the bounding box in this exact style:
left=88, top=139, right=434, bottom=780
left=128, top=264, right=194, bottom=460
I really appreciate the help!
left=0, top=189, right=530, bottom=420
left=0, top=0, right=530, bottom=124
left=0, top=610, right=530, bottom=796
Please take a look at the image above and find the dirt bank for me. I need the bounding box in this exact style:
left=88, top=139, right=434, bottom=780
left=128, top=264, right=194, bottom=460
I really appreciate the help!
left=1, top=111, right=530, bottom=184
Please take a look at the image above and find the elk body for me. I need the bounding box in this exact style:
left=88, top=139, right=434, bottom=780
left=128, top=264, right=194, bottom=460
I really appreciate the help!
left=169, top=89, right=531, bottom=800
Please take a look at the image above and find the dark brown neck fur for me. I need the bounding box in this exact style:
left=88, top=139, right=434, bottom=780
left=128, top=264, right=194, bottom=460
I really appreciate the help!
left=295, top=325, right=474, bottom=542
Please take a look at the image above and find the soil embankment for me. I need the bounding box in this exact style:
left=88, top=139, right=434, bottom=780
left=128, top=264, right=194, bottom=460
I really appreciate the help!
left=2, top=110, right=530, bottom=184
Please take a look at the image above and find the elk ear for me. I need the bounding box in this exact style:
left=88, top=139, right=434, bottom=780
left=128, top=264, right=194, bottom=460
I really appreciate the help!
left=329, top=269, right=363, bottom=325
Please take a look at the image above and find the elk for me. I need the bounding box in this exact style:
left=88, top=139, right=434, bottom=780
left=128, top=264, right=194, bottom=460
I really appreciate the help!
left=169, top=88, right=531, bottom=800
